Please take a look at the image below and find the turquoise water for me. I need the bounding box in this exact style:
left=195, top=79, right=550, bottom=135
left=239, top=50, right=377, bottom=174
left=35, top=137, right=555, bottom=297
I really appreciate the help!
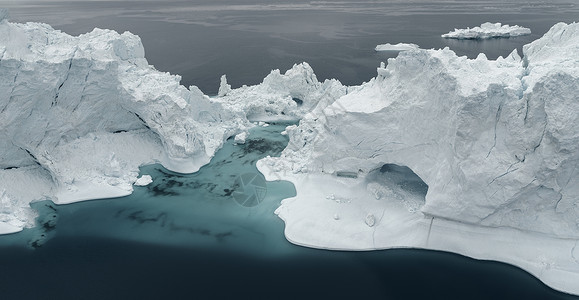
left=1, top=123, right=297, bottom=254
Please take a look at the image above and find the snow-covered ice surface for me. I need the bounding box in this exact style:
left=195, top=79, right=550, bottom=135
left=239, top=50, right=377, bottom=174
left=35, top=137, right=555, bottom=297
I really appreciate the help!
left=442, top=22, right=531, bottom=39
left=0, top=18, right=342, bottom=233
left=258, top=22, right=579, bottom=295
left=375, top=43, right=419, bottom=52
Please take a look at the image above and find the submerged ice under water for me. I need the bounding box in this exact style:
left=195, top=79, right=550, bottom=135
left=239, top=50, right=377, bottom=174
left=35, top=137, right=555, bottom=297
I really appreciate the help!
left=0, top=123, right=576, bottom=299
left=3, top=123, right=297, bottom=254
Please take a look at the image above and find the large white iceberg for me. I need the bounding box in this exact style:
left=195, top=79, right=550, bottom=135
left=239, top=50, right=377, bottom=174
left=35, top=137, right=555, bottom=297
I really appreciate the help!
left=0, top=17, right=341, bottom=234
left=442, top=22, right=531, bottom=39
left=258, top=22, right=579, bottom=295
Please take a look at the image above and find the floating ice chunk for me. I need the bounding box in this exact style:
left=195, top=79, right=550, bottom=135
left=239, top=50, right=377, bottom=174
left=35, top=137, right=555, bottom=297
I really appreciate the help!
left=375, top=43, right=419, bottom=51
left=442, top=22, right=531, bottom=39
left=134, top=175, right=153, bottom=186
left=234, top=132, right=248, bottom=144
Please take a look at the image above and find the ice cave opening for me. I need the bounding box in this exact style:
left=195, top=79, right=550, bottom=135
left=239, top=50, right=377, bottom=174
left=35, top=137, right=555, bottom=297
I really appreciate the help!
left=366, top=164, right=428, bottom=213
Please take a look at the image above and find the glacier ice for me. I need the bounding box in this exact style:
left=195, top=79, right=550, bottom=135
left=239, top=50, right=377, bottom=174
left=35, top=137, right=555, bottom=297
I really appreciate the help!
left=258, top=22, right=579, bottom=295
left=442, top=22, right=531, bottom=39
left=375, top=43, right=419, bottom=52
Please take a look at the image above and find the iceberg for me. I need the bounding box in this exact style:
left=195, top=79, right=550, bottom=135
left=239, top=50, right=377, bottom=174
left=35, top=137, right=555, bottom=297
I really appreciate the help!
left=258, top=22, right=579, bottom=295
left=442, top=22, right=531, bottom=39
left=375, top=43, right=419, bottom=52
left=0, top=18, right=343, bottom=233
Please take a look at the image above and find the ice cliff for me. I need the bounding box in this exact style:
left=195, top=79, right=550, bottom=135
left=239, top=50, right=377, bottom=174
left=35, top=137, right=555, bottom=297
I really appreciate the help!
left=0, top=17, right=337, bottom=233
left=442, top=22, right=531, bottom=39
left=258, top=22, right=579, bottom=294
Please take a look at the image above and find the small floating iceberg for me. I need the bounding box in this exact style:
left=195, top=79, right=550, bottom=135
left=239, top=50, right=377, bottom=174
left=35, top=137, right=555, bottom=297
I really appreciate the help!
left=442, top=22, right=531, bottom=39
left=375, top=43, right=419, bottom=51
left=134, top=175, right=153, bottom=186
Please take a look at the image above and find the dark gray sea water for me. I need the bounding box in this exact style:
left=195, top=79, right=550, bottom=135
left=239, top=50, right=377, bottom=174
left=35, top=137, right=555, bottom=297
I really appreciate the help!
left=1, top=1, right=578, bottom=299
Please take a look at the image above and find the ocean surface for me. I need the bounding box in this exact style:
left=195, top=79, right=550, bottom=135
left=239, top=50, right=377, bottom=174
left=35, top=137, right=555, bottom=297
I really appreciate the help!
left=1, top=1, right=579, bottom=299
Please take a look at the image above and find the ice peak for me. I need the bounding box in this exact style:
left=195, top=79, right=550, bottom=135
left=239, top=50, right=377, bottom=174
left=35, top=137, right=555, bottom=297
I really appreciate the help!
left=218, top=74, right=232, bottom=97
